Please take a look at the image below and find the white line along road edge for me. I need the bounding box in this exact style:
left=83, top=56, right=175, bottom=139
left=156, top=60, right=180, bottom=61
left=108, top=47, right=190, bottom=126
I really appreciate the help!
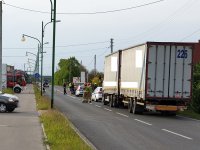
left=162, top=129, right=193, bottom=140
left=116, top=112, right=129, bottom=118
left=134, top=119, right=152, bottom=126
left=95, top=105, right=101, bottom=108
left=104, top=108, right=112, bottom=112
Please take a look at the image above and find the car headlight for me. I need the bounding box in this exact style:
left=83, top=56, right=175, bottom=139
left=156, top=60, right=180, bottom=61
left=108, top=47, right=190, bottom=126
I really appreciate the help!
left=8, top=98, right=14, bottom=102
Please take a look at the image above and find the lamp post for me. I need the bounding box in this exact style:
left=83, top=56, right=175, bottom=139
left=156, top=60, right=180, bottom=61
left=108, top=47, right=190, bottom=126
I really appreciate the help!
left=22, top=34, right=41, bottom=73
left=22, top=34, right=41, bottom=86
left=50, top=0, right=57, bottom=108
left=26, top=51, right=37, bottom=74
left=41, top=20, right=60, bottom=96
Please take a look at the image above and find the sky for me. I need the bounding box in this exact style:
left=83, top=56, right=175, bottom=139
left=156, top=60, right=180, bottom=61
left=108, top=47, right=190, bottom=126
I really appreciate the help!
left=2, top=0, right=200, bottom=75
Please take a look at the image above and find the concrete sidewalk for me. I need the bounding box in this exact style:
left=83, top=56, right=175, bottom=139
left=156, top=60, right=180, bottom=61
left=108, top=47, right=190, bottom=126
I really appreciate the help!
left=0, top=84, right=45, bottom=150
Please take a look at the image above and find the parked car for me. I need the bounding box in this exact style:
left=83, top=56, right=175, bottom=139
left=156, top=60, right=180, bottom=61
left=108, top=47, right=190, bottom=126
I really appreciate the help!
left=75, top=85, right=84, bottom=97
left=0, top=91, right=19, bottom=112
left=91, top=87, right=103, bottom=102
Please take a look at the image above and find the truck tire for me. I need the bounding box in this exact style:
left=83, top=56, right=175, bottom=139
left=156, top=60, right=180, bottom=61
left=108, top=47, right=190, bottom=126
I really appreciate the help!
left=133, top=100, right=144, bottom=115
left=14, top=87, right=21, bottom=93
left=103, top=94, right=109, bottom=105
left=128, top=99, right=133, bottom=113
left=113, top=95, right=118, bottom=107
left=133, top=99, right=137, bottom=114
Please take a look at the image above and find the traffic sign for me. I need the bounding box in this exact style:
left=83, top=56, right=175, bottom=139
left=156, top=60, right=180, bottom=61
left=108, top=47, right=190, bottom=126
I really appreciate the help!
left=34, top=73, right=40, bottom=78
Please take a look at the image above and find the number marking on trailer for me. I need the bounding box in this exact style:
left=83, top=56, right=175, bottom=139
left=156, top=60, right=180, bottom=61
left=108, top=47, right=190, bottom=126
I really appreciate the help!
left=134, top=119, right=152, bottom=126
left=116, top=112, right=129, bottom=118
left=162, top=129, right=192, bottom=140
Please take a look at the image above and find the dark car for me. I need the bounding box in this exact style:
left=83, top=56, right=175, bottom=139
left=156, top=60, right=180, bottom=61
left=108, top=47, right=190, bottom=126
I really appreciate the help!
left=0, top=92, right=19, bottom=112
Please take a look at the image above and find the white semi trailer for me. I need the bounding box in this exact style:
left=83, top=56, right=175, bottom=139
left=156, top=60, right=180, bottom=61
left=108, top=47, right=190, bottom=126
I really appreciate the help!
left=103, top=42, right=193, bottom=114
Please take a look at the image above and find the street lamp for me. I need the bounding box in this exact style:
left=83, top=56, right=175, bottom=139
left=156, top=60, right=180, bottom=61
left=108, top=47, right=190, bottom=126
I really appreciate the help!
left=41, top=20, right=60, bottom=97
left=26, top=51, right=37, bottom=74
left=22, top=34, right=42, bottom=86
left=22, top=34, right=41, bottom=74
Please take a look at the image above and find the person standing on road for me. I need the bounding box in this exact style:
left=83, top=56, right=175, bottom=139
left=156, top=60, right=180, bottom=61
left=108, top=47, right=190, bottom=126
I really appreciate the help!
left=83, top=83, right=92, bottom=103
left=63, top=82, right=67, bottom=95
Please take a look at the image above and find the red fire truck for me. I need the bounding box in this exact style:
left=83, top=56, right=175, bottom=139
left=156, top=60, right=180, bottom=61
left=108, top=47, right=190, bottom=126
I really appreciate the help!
left=7, top=70, right=26, bottom=93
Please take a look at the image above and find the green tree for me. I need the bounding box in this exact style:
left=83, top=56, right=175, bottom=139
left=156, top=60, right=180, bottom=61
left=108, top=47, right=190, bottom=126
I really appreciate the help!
left=191, top=63, right=200, bottom=113
left=88, top=69, right=104, bottom=86
left=55, top=57, right=87, bottom=85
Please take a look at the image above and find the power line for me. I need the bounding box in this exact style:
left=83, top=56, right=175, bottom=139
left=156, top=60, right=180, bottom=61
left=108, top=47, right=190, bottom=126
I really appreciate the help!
left=180, top=27, right=200, bottom=42
left=3, top=41, right=109, bottom=50
left=4, top=0, right=165, bottom=15
left=2, top=55, right=26, bottom=57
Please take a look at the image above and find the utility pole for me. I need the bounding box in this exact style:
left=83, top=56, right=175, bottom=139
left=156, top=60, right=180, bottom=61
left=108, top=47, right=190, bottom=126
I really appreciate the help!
left=41, top=21, right=44, bottom=96
left=110, top=38, right=114, bottom=53
left=0, top=1, right=2, bottom=91
left=51, top=0, right=57, bottom=108
left=94, top=54, right=96, bottom=75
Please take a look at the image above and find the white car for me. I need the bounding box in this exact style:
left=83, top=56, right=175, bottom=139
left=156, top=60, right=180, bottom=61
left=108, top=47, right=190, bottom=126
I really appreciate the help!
left=75, top=85, right=84, bottom=97
left=91, top=87, right=103, bottom=102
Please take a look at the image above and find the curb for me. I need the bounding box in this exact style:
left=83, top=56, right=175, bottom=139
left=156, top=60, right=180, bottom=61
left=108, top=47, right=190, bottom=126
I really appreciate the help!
left=41, top=123, right=51, bottom=150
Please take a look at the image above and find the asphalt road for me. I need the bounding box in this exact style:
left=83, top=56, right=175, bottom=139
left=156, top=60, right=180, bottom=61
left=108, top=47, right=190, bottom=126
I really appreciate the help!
left=45, top=86, right=200, bottom=150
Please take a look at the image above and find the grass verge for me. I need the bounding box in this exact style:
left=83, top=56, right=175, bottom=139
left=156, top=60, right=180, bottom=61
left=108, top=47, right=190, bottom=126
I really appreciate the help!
left=2, top=88, right=14, bottom=94
left=178, top=108, right=200, bottom=120
left=33, top=85, right=92, bottom=150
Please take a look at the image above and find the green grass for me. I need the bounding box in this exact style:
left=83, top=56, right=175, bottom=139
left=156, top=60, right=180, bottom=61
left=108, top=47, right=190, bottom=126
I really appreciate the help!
left=2, top=88, right=14, bottom=94
left=34, top=85, right=50, bottom=110
left=41, top=110, right=92, bottom=150
left=178, top=108, right=200, bottom=120
left=33, top=84, right=91, bottom=150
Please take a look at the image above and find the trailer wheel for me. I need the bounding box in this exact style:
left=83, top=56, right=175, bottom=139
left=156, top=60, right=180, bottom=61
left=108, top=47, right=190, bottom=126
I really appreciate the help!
left=103, top=94, right=109, bottom=105
left=128, top=99, right=133, bottom=113
left=133, top=99, right=144, bottom=114
left=113, top=95, right=118, bottom=107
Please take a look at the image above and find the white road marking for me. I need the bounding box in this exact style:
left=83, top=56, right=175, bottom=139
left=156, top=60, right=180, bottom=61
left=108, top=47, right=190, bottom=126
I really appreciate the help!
left=134, top=119, right=152, bottom=126
left=95, top=105, right=101, bottom=108
left=116, top=112, right=129, bottom=118
left=0, top=125, right=8, bottom=127
left=104, top=108, right=112, bottom=112
left=162, top=129, right=193, bottom=140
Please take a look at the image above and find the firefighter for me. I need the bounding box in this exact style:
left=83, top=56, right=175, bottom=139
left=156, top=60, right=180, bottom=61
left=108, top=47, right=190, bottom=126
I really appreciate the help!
left=82, top=83, right=92, bottom=103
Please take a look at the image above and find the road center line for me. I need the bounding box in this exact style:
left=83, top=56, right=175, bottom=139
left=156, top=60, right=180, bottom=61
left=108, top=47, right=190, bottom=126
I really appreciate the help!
left=134, top=119, right=152, bottom=126
left=162, top=129, right=192, bottom=140
left=95, top=105, right=101, bottom=108
left=116, top=112, right=129, bottom=118
left=104, top=108, right=112, bottom=112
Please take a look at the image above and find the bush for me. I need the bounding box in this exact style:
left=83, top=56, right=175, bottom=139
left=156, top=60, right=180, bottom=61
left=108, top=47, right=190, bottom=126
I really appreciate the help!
left=191, top=83, right=200, bottom=113
left=191, top=63, right=200, bottom=113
